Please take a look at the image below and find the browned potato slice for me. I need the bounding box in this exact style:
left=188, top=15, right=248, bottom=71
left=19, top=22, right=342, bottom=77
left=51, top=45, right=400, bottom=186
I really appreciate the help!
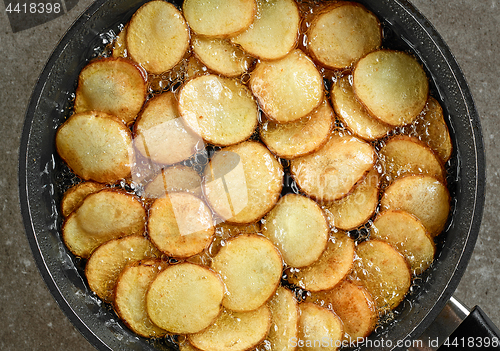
left=126, top=1, right=189, bottom=74
left=353, top=50, right=429, bottom=126
left=307, top=2, right=381, bottom=69
left=211, top=234, right=282, bottom=312
left=134, top=92, right=201, bottom=165
left=148, top=192, right=215, bottom=258
left=307, top=280, right=377, bottom=342
left=146, top=263, right=224, bottom=334
left=114, top=259, right=169, bottom=338
left=56, top=111, right=133, bottom=183
left=297, top=302, right=344, bottom=351
left=262, top=194, right=329, bottom=268
left=203, top=141, right=283, bottom=224
left=231, top=0, right=300, bottom=60
left=179, top=75, right=259, bottom=146
left=351, top=240, right=411, bottom=312
left=85, top=235, right=160, bottom=302
left=379, top=135, right=445, bottom=183
left=112, top=25, right=127, bottom=58
left=143, top=165, right=202, bottom=199
left=250, top=49, right=324, bottom=123
left=322, top=168, right=380, bottom=231
left=74, top=58, right=147, bottom=125
left=260, top=99, right=334, bottom=159
left=380, top=175, right=451, bottom=236
left=189, top=305, right=271, bottom=351
left=60, top=181, right=106, bottom=217
left=62, top=189, right=146, bottom=258
left=183, top=0, right=256, bottom=37
left=267, top=286, right=299, bottom=351
left=290, top=133, right=375, bottom=202
left=287, top=231, right=355, bottom=292
left=371, top=210, right=435, bottom=275
left=331, top=75, right=391, bottom=141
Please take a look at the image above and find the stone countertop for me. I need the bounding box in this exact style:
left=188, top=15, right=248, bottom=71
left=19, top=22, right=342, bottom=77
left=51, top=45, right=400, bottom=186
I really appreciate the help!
left=1, top=0, right=498, bottom=350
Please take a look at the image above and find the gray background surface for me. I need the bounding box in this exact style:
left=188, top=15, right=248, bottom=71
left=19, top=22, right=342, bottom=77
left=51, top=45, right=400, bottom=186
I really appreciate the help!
left=1, top=0, right=498, bottom=350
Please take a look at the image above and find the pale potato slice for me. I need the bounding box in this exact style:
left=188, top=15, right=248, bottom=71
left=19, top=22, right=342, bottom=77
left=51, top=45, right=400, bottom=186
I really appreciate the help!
left=379, top=135, right=445, bottom=183
left=307, top=2, right=381, bottom=69
left=307, top=280, right=377, bottom=343
left=60, top=181, right=106, bottom=217
left=85, top=235, right=160, bottom=302
left=203, top=141, right=283, bottom=224
left=331, top=75, right=391, bottom=141
left=183, top=0, right=256, bottom=37
left=322, top=168, right=380, bottom=231
left=297, top=302, right=343, bottom=351
left=114, top=259, right=169, bottom=338
left=267, top=286, right=299, bottom=351
left=250, top=49, right=324, bottom=123
left=126, top=1, right=189, bottom=74
left=380, top=175, right=451, bottom=236
left=371, top=210, right=435, bottom=275
left=262, top=194, right=329, bottom=268
left=192, top=36, right=254, bottom=77
left=62, top=189, right=146, bottom=258
left=189, top=305, right=271, bottom=351
left=146, top=263, right=224, bottom=334
left=74, top=58, right=147, bottom=125
left=287, top=231, right=355, bottom=292
left=211, top=234, right=282, bottom=312
left=351, top=240, right=411, bottom=312
left=56, top=111, right=133, bottom=184
left=148, top=192, right=215, bottom=258
left=290, top=133, right=375, bottom=202
left=143, top=165, right=202, bottom=199
left=134, top=92, right=202, bottom=165
left=260, top=99, right=334, bottom=159
left=353, top=50, right=429, bottom=126
left=112, top=25, right=127, bottom=58
left=179, top=75, right=259, bottom=146
left=231, top=0, right=300, bottom=60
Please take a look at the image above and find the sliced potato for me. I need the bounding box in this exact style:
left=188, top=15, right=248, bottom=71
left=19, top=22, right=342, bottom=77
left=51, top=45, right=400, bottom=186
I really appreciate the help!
left=85, top=235, right=160, bottom=302
left=250, top=49, right=324, bottom=123
left=126, top=1, right=189, bottom=74
left=112, top=25, right=127, bottom=58
left=297, top=302, right=344, bottom=351
left=262, top=194, right=329, bottom=268
left=211, top=234, right=282, bottom=312
left=143, top=165, right=202, bottom=199
left=353, top=50, right=429, bottom=126
left=146, top=263, right=224, bottom=334
left=179, top=340, right=201, bottom=351
left=60, top=181, right=106, bottom=217
left=267, top=286, right=299, bottom=351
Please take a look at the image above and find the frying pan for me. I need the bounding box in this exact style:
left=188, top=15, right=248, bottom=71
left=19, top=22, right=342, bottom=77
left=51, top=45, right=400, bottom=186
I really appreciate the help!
left=18, top=0, right=487, bottom=350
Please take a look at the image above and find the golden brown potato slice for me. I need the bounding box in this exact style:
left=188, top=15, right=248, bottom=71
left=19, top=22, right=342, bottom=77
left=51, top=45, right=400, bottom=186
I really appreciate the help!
left=380, top=175, right=451, bottom=236
left=203, top=141, right=283, bottom=224
left=353, top=50, right=429, bottom=126
left=287, top=231, right=355, bottom=292
left=231, top=0, right=300, bottom=60
left=146, top=263, right=224, bottom=334
left=262, top=194, right=329, bottom=268
left=260, top=99, right=334, bottom=159
left=267, top=286, right=299, bottom=351
left=62, top=189, right=146, bottom=258
left=143, top=165, right=202, bottom=199
left=307, top=2, right=381, bottom=69
left=148, top=192, right=215, bottom=258
left=60, top=181, right=106, bottom=217
left=126, top=1, right=189, bottom=74
left=183, top=0, right=256, bottom=37
left=322, top=168, right=380, bottom=231
left=112, top=25, right=127, bottom=58
left=134, top=92, right=201, bottom=165
left=56, top=111, right=133, bottom=184
left=189, top=305, right=271, bottom=351
left=371, top=210, right=435, bottom=275
left=211, top=234, right=282, bottom=312
left=179, top=75, right=259, bottom=146
left=250, top=49, right=324, bottom=123
left=74, top=58, right=147, bottom=125
left=297, top=302, right=344, bottom=351
left=351, top=240, right=411, bottom=312
left=114, top=259, right=169, bottom=338
left=331, top=75, right=391, bottom=141
left=85, top=235, right=160, bottom=302
left=290, top=133, right=375, bottom=202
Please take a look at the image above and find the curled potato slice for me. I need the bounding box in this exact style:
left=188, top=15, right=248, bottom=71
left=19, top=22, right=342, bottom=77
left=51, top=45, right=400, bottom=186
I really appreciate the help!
left=297, top=302, right=344, bottom=351
left=60, top=181, right=106, bottom=217
left=267, top=286, right=299, bottom=351
left=143, top=165, right=202, bottom=199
